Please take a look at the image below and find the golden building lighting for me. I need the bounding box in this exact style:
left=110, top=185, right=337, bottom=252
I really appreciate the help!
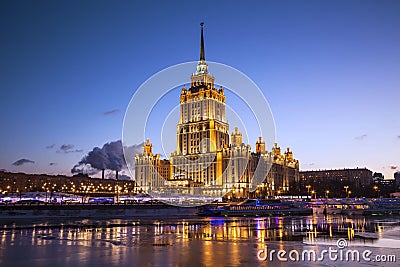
left=134, top=23, right=299, bottom=198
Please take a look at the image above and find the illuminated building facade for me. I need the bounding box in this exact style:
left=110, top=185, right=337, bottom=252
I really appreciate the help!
left=134, top=24, right=299, bottom=197
left=134, top=139, right=166, bottom=191
left=169, top=23, right=229, bottom=188
left=0, top=171, right=136, bottom=196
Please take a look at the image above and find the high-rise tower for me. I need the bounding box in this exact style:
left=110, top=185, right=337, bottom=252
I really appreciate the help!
left=171, top=23, right=229, bottom=186
left=135, top=23, right=300, bottom=199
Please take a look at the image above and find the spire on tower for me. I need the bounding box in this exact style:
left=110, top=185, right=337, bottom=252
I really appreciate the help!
left=192, top=22, right=214, bottom=84
left=200, top=22, right=205, bottom=61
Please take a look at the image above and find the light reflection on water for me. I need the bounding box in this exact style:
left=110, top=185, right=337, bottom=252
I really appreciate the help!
left=0, top=215, right=399, bottom=267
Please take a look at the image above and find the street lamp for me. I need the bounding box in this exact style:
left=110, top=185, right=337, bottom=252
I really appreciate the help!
left=373, top=185, right=379, bottom=198
left=311, top=190, right=316, bottom=199
left=344, top=185, right=349, bottom=198
left=347, top=190, right=352, bottom=198
left=306, top=185, right=311, bottom=195
left=325, top=190, right=330, bottom=199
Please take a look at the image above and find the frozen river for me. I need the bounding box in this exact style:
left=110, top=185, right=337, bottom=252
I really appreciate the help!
left=1, top=215, right=399, bottom=266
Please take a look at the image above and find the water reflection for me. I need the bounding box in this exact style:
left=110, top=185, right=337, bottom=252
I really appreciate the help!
left=0, top=215, right=399, bottom=267
left=2, top=215, right=399, bottom=246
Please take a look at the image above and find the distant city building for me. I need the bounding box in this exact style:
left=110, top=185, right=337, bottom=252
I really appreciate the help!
left=394, top=171, right=400, bottom=186
left=372, top=172, right=396, bottom=197
left=299, top=168, right=373, bottom=197
left=134, top=24, right=299, bottom=198
left=373, top=172, right=395, bottom=187
left=0, top=171, right=136, bottom=196
left=373, top=172, right=385, bottom=183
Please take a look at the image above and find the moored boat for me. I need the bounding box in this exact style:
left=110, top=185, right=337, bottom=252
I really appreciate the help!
left=310, top=198, right=400, bottom=216
left=311, top=198, right=373, bottom=215
left=199, top=199, right=313, bottom=217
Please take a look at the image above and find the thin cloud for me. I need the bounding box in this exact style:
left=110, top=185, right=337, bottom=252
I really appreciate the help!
left=49, top=162, right=57, bottom=166
left=46, top=144, right=55, bottom=149
left=57, top=144, right=83, bottom=154
left=301, top=163, right=315, bottom=170
left=60, top=144, right=73, bottom=151
left=12, top=159, right=35, bottom=166
left=0, top=168, right=7, bottom=172
left=103, top=109, right=120, bottom=116
left=355, top=134, right=367, bottom=141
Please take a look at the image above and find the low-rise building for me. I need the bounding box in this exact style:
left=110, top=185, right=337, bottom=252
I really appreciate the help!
left=299, top=168, right=373, bottom=197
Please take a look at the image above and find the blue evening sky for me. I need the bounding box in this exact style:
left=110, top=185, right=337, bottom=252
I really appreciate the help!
left=1, top=0, right=399, bottom=178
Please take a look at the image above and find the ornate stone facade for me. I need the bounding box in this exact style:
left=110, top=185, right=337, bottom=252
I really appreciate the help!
left=134, top=24, right=299, bottom=198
